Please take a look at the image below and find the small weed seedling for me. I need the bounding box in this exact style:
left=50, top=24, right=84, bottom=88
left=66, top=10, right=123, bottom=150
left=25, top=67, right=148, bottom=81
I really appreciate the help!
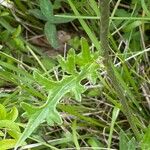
left=29, top=0, right=74, bottom=49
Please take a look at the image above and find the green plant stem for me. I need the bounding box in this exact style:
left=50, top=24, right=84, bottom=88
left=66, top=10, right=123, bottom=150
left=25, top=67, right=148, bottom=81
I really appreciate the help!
left=55, top=15, right=150, bottom=21
left=100, top=0, right=141, bottom=140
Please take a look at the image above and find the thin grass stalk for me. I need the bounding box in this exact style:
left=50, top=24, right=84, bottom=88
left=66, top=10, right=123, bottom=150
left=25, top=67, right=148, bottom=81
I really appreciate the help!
left=100, top=0, right=141, bottom=140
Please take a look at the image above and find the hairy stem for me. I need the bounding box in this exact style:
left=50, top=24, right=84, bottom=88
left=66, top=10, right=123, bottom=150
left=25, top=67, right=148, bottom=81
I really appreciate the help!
left=100, top=0, right=141, bottom=140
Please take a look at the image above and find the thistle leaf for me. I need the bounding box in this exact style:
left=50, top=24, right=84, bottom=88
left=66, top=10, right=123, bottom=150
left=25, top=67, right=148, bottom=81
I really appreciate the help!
left=15, top=75, right=87, bottom=148
left=46, top=108, right=62, bottom=125
left=80, top=37, right=92, bottom=63
left=58, top=48, right=77, bottom=74
left=15, top=105, right=50, bottom=148
left=71, top=81, right=85, bottom=101
left=21, top=102, right=39, bottom=116
left=33, top=70, right=58, bottom=89
left=15, top=38, right=100, bottom=148
left=76, top=37, right=93, bottom=66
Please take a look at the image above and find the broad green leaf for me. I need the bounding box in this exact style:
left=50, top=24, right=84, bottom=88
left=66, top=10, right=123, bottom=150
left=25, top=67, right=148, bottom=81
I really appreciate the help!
left=28, top=9, right=47, bottom=21
left=39, top=0, right=53, bottom=19
left=6, top=107, right=18, bottom=121
left=0, top=120, right=19, bottom=132
left=0, top=120, right=21, bottom=139
left=44, top=21, right=59, bottom=49
left=0, top=139, right=17, bottom=150
left=0, top=104, right=6, bottom=120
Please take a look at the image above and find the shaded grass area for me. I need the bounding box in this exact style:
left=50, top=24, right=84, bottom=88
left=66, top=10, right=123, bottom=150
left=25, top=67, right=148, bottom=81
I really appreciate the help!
left=0, top=0, right=150, bottom=149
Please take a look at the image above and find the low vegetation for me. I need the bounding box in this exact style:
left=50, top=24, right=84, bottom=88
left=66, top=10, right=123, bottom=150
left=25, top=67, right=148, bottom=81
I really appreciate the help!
left=0, top=0, right=149, bottom=149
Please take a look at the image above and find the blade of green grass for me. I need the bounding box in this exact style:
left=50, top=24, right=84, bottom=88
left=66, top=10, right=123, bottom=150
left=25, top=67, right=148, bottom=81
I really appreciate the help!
left=72, top=120, right=80, bottom=150
left=107, top=107, right=120, bottom=149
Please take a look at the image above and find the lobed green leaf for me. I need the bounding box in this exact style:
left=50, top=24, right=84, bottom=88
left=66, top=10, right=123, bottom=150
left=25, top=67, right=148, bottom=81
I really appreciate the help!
left=15, top=38, right=100, bottom=148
